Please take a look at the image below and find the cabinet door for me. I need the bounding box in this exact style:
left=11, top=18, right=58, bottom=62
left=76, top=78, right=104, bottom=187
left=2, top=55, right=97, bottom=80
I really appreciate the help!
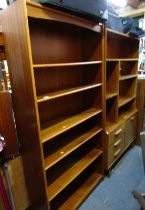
left=125, top=114, right=137, bottom=146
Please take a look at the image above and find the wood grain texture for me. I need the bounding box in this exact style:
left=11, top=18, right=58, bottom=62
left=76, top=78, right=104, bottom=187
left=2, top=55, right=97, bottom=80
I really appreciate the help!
left=3, top=1, right=48, bottom=209
left=106, top=61, right=119, bottom=94
left=41, top=108, right=102, bottom=143
left=58, top=172, right=103, bottom=210
left=44, top=127, right=102, bottom=170
left=37, top=83, right=102, bottom=103
left=3, top=1, right=105, bottom=208
left=120, top=61, right=138, bottom=76
left=0, top=91, right=19, bottom=158
left=107, top=30, right=139, bottom=59
left=47, top=149, right=102, bottom=201
left=26, top=0, right=101, bottom=33
left=34, top=64, right=102, bottom=96
left=104, top=28, right=139, bottom=170
left=136, top=78, right=145, bottom=144
left=7, top=156, right=29, bottom=210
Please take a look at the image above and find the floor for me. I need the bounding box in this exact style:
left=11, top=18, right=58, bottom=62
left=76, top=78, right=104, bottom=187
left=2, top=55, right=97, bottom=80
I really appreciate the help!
left=79, top=146, right=144, bottom=210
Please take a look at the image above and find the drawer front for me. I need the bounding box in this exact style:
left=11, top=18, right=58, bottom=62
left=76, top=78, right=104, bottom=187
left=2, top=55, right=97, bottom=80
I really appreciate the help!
left=125, top=114, right=137, bottom=146
left=108, top=124, right=125, bottom=146
left=108, top=137, right=124, bottom=166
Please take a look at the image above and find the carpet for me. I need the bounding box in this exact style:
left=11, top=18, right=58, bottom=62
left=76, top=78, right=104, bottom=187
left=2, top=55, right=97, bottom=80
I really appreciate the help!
left=79, top=146, right=144, bottom=210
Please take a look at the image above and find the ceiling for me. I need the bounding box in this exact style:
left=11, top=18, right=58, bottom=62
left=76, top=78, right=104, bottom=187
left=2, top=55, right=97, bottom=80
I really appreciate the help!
left=127, top=0, right=145, bottom=8
left=116, top=0, right=145, bottom=17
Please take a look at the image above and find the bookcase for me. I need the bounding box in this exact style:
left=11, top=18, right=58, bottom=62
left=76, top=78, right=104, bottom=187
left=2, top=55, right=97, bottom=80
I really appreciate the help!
left=105, top=28, right=139, bottom=171
left=3, top=1, right=104, bottom=209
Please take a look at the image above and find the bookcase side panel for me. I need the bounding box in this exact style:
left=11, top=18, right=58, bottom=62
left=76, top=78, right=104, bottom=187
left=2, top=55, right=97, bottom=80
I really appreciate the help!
left=3, top=1, right=48, bottom=209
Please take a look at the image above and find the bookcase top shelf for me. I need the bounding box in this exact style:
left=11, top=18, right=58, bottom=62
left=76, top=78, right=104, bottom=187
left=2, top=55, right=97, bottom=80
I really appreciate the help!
left=26, top=0, right=102, bottom=33
left=107, top=28, right=139, bottom=41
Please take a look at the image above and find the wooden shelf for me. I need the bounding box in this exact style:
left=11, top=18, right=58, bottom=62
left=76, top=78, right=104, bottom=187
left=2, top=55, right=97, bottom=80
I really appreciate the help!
left=118, top=108, right=138, bottom=122
left=44, top=127, right=102, bottom=170
left=106, top=58, right=138, bottom=62
left=105, top=121, right=119, bottom=133
left=107, top=28, right=139, bottom=41
left=33, top=61, right=102, bottom=68
left=47, top=148, right=102, bottom=201
left=37, top=83, right=102, bottom=103
left=118, top=96, right=136, bottom=108
left=106, top=92, right=118, bottom=100
left=41, top=108, right=102, bottom=143
left=59, top=172, right=103, bottom=210
left=119, top=75, right=137, bottom=81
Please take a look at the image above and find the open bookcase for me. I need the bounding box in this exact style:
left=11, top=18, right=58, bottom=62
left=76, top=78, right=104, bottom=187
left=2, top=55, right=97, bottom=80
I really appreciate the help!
left=105, top=28, right=139, bottom=170
left=3, top=1, right=105, bottom=209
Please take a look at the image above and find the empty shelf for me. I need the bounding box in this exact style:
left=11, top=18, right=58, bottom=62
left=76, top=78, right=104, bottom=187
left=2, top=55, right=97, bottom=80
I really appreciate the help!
left=37, top=83, right=102, bottom=103
left=33, top=61, right=102, bottom=68
left=118, top=108, right=138, bottom=122
left=106, top=58, right=138, bottom=62
left=118, top=96, right=136, bottom=108
left=41, top=108, right=102, bottom=143
left=119, top=75, right=137, bottom=81
left=47, top=148, right=102, bottom=201
left=59, top=172, right=103, bottom=210
left=106, top=92, right=118, bottom=100
left=44, top=127, right=102, bottom=170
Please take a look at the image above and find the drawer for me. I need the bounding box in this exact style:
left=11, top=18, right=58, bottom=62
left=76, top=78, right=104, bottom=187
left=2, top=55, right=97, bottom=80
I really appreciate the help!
left=108, top=137, right=124, bottom=166
left=125, top=114, right=137, bottom=146
left=107, top=123, right=125, bottom=146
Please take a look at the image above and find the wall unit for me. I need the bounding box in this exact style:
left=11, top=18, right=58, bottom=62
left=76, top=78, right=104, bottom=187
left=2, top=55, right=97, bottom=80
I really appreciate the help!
left=3, top=1, right=104, bottom=209
left=105, top=29, right=139, bottom=171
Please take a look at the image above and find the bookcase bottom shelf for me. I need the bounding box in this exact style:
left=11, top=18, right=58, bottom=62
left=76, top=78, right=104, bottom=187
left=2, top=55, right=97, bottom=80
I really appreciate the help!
left=58, top=172, right=103, bottom=210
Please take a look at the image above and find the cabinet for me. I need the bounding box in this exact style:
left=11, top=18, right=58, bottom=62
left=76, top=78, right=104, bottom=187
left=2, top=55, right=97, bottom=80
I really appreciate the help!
left=3, top=1, right=104, bottom=209
left=105, top=29, right=139, bottom=170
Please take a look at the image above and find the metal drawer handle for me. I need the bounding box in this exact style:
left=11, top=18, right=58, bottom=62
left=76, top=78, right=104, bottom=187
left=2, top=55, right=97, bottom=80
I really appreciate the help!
left=114, top=139, right=121, bottom=147
left=114, top=149, right=121, bottom=158
left=115, top=128, right=122, bottom=136
left=130, top=117, right=135, bottom=121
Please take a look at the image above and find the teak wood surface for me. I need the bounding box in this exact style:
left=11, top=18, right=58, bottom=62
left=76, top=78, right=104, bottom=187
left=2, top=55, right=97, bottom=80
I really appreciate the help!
left=3, top=0, right=105, bottom=209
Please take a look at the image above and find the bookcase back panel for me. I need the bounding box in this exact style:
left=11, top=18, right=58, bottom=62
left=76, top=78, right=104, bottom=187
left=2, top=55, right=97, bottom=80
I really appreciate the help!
left=29, top=18, right=102, bottom=64
left=34, top=65, right=102, bottom=95
left=119, top=78, right=136, bottom=98
left=106, top=97, right=118, bottom=122
left=106, top=61, right=119, bottom=93
left=29, top=18, right=81, bottom=64
left=83, top=87, right=102, bottom=108
left=120, top=61, right=138, bottom=75
left=82, top=30, right=102, bottom=60
left=107, top=33, right=139, bottom=59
